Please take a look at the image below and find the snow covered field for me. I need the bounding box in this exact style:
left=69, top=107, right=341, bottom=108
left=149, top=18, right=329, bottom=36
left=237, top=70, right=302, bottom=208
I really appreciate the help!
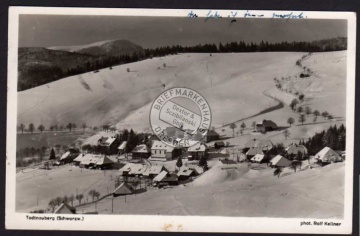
left=75, top=162, right=344, bottom=218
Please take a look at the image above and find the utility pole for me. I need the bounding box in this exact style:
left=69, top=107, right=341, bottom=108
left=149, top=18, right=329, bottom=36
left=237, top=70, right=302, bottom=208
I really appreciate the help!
left=111, top=197, right=114, bottom=214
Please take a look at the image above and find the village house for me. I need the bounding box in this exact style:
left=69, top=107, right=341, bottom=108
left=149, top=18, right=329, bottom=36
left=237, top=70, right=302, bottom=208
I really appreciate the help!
left=256, top=119, right=278, bottom=133
left=250, top=154, right=267, bottom=163
left=269, top=155, right=291, bottom=168
left=244, top=138, right=273, bottom=151
left=59, top=148, right=80, bottom=164
left=79, top=154, right=101, bottom=168
left=246, top=147, right=264, bottom=159
left=177, top=166, right=197, bottom=181
left=73, top=153, right=85, bottom=166
left=142, top=165, right=168, bottom=179
left=285, top=143, right=308, bottom=159
left=203, top=130, right=220, bottom=142
left=95, top=156, right=114, bottom=169
left=132, top=144, right=151, bottom=160
left=117, top=141, right=127, bottom=155
left=119, top=163, right=147, bottom=176
left=150, top=140, right=182, bottom=161
left=314, top=147, right=343, bottom=165
left=97, top=136, right=119, bottom=154
left=153, top=170, right=168, bottom=183
left=187, top=143, right=209, bottom=160
left=54, top=202, right=76, bottom=214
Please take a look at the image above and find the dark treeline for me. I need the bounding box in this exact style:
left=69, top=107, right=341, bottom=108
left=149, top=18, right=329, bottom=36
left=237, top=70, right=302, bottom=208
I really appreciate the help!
left=144, top=37, right=347, bottom=57
left=300, top=124, right=346, bottom=155
left=19, top=37, right=347, bottom=91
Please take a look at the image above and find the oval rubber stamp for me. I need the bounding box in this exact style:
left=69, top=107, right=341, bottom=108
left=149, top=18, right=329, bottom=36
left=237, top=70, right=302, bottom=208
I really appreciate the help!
left=150, top=87, right=212, bottom=148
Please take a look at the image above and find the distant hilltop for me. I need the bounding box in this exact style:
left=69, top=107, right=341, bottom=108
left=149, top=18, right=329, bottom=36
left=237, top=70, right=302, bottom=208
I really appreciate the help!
left=48, top=39, right=145, bottom=57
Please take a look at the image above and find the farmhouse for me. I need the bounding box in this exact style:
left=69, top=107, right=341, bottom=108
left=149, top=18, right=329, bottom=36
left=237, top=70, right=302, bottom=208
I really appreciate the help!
left=244, top=138, right=273, bottom=151
left=73, top=153, right=86, bottom=166
left=117, top=141, right=127, bottom=155
left=79, top=154, right=101, bottom=168
left=142, top=165, right=168, bottom=179
left=97, top=136, right=119, bottom=154
left=214, top=141, right=225, bottom=149
left=250, top=154, right=266, bottom=163
left=113, top=183, right=134, bottom=196
left=153, top=170, right=168, bottom=183
left=132, top=144, right=151, bottom=160
left=59, top=148, right=80, bottom=164
left=286, top=143, right=308, bottom=156
left=177, top=166, right=197, bottom=181
left=203, top=130, right=220, bottom=142
left=160, top=173, right=179, bottom=186
left=188, top=143, right=209, bottom=160
left=314, top=147, right=343, bottom=164
left=54, top=202, right=76, bottom=214
left=246, top=147, right=264, bottom=159
left=94, top=156, right=114, bottom=169
left=256, top=119, right=278, bottom=132
left=150, top=140, right=182, bottom=161
left=270, top=155, right=291, bottom=167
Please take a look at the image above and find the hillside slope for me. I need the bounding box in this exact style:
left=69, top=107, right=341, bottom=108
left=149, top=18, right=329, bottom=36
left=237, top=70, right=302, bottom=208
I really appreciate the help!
left=17, top=51, right=346, bottom=133
left=18, top=47, right=96, bottom=91
left=17, top=52, right=306, bottom=130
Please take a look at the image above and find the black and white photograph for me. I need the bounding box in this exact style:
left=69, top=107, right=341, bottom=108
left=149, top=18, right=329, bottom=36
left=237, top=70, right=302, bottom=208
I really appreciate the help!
left=6, top=7, right=356, bottom=234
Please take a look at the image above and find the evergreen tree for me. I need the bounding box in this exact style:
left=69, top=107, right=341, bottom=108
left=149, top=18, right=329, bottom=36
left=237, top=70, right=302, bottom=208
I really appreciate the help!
left=49, top=148, right=56, bottom=160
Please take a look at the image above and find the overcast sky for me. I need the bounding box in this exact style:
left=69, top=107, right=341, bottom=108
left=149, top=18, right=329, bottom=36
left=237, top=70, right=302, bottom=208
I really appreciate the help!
left=19, top=15, right=347, bottom=49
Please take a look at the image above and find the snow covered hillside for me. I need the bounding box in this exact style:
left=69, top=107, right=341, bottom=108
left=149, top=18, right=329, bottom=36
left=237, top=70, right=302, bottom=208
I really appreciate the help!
left=17, top=51, right=346, bottom=133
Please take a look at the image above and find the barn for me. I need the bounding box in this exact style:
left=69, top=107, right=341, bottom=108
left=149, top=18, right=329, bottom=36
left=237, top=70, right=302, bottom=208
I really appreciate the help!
left=256, top=120, right=278, bottom=133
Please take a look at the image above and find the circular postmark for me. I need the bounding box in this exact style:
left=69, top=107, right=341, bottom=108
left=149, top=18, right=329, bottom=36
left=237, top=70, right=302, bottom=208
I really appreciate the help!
left=150, top=87, right=212, bottom=148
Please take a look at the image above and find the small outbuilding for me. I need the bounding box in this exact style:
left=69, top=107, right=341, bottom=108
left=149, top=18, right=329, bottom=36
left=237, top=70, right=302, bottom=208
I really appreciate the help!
left=54, top=202, right=76, bottom=214
left=113, top=183, right=134, bottom=196
left=117, top=141, right=127, bottom=155
left=214, top=141, right=225, bottom=149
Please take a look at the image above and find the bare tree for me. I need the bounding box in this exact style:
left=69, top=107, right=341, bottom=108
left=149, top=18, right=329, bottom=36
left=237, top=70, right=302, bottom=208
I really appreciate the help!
left=313, top=110, right=320, bottom=117
left=283, top=129, right=290, bottom=140
left=38, top=124, right=45, bottom=133
left=251, top=121, right=256, bottom=130
left=287, top=117, right=295, bottom=127
left=75, top=194, right=84, bottom=205
left=299, top=114, right=306, bottom=125
left=28, top=123, right=35, bottom=133
left=82, top=123, right=87, bottom=131
left=229, top=123, right=237, bottom=138
left=19, top=124, right=25, bottom=133
left=48, top=199, right=57, bottom=212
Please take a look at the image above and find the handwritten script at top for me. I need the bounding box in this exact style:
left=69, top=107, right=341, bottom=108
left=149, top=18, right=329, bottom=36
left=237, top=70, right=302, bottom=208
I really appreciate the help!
left=187, top=10, right=306, bottom=22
